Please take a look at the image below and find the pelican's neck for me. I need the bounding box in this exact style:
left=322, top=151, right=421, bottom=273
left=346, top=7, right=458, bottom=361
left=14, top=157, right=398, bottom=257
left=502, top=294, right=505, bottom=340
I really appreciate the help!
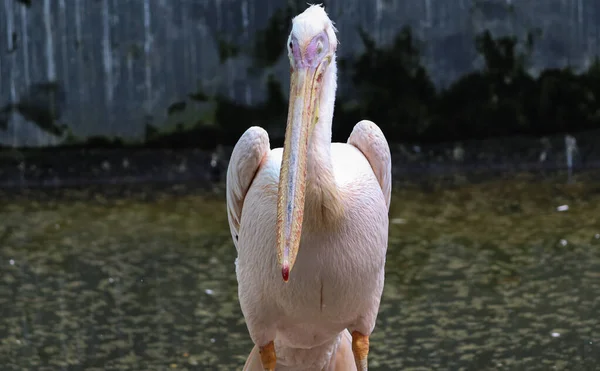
left=305, top=55, right=343, bottom=227
left=308, top=55, right=336, bottom=170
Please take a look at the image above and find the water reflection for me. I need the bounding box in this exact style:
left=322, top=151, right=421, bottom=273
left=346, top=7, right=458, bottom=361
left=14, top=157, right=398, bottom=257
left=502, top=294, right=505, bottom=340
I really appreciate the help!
left=0, top=175, right=599, bottom=370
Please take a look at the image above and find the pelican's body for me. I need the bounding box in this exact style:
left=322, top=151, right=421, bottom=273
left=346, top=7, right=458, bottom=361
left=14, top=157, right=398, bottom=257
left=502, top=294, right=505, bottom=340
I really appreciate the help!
left=235, top=142, right=388, bottom=369
left=226, top=5, right=391, bottom=370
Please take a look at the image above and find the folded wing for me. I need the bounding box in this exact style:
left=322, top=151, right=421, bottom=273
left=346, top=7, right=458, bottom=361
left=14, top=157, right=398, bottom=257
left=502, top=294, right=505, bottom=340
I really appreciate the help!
left=226, top=126, right=271, bottom=250
left=347, top=120, right=392, bottom=210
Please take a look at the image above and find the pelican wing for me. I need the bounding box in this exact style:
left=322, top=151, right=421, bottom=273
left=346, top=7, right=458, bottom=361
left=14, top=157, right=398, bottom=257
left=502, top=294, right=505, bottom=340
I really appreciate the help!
left=347, top=120, right=392, bottom=210
left=226, top=126, right=271, bottom=251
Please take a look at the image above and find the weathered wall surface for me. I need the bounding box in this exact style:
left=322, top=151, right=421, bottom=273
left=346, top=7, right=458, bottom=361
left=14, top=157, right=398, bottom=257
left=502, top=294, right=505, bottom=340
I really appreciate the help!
left=0, top=0, right=599, bottom=147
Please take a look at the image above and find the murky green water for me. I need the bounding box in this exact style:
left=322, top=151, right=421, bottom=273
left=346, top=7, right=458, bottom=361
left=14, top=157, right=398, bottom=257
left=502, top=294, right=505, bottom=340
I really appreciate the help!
left=1, top=175, right=599, bottom=370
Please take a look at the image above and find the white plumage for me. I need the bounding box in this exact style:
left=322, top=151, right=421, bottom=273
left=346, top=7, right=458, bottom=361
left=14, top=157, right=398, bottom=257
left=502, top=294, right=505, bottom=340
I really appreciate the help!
left=226, top=5, right=391, bottom=370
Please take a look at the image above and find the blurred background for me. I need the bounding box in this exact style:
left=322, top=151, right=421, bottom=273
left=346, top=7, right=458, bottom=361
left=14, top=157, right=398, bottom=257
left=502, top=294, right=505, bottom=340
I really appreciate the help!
left=0, top=0, right=599, bottom=370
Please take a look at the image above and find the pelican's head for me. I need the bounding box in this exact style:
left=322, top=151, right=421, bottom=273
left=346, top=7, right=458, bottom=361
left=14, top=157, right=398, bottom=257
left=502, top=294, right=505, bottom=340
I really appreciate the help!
left=276, top=5, right=337, bottom=282
left=287, top=5, right=338, bottom=68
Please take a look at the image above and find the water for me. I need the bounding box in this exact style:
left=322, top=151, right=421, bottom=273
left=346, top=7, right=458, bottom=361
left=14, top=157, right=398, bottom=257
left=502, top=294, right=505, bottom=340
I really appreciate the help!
left=0, top=174, right=599, bottom=370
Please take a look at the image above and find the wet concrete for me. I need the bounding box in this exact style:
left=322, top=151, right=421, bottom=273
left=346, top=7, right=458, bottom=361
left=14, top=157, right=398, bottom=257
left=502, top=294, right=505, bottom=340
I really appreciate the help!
left=0, top=173, right=599, bottom=370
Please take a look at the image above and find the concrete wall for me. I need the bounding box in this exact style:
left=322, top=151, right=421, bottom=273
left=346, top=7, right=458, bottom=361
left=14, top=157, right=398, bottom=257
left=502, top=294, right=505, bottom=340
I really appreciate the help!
left=0, top=0, right=598, bottom=147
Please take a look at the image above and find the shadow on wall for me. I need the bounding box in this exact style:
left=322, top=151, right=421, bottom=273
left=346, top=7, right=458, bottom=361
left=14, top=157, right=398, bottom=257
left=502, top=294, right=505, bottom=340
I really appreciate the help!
left=0, top=82, right=67, bottom=137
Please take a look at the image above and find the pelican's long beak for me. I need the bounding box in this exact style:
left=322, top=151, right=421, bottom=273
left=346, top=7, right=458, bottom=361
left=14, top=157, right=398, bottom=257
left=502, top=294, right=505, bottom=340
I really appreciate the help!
left=276, top=64, right=324, bottom=282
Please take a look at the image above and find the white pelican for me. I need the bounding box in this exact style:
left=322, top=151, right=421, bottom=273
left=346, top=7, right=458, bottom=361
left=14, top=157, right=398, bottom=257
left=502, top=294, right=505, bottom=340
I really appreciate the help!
left=226, top=4, right=391, bottom=370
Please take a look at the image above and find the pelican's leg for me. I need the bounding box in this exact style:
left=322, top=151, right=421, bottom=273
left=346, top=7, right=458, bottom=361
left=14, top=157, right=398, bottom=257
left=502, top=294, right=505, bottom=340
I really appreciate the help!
left=259, top=341, right=276, bottom=370
left=351, top=331, right=369, bottom=370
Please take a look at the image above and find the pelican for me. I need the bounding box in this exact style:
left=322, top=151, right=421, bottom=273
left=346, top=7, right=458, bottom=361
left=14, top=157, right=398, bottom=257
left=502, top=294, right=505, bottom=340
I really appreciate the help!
left=226, top=5, right=391, bottom=370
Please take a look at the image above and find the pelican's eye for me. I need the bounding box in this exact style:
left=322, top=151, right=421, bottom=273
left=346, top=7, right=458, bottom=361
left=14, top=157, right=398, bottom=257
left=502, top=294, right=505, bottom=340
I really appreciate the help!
left=316, top=40, right=323, bottom=54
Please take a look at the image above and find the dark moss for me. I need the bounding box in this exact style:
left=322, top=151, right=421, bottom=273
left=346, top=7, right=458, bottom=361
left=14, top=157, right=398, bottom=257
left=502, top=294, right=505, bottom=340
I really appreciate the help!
left=188, top=90, right=209, bottom=102
left=338, top=27, right=600, bottom=144
left=16, top=0, right=31, bottom=7
left=0, top=81, right=67, bottom=136
left=127, top=43, right=143, bottom=60
left=217, top=37, right=240, bottom=64
left=251, top=5, right=295, bottom=69
left=333, top=26, right=437, bottom=142
left=143, top=124, right=223, bottom=150
left=167, top=101, right=187, bottom=116
left=81, top=136, right=125, bottom=148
